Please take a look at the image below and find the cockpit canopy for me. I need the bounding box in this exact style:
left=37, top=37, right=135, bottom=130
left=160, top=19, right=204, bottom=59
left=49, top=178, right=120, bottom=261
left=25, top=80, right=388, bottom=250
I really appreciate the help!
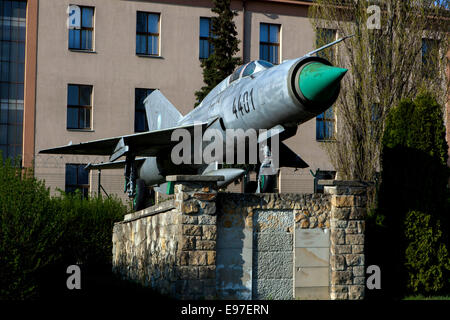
left=195, top=60, right=274, bottom=108
left=229, top=60, right=274, bottom=84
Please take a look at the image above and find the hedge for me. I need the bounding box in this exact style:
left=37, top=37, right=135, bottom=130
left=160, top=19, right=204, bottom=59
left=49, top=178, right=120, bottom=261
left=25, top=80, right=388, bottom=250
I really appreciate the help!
left=0, top=156, right=127, bottom=300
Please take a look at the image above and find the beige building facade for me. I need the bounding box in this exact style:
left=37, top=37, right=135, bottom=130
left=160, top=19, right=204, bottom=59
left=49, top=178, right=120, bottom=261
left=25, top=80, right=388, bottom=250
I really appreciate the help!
left=27, top=0, right=332, bottom=199
left=2, top=0, right=449, bottom=201
left=8, top=0, right=445, bottom=201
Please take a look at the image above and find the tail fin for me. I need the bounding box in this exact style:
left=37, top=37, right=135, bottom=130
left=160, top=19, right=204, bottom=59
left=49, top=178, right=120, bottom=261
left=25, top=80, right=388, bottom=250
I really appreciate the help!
left=144, top=90, right=183, bottom=131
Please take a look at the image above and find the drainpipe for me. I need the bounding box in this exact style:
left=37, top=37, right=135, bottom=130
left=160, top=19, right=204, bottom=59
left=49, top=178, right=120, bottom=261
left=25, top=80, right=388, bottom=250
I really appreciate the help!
left=242, top=0, right=246, bottom=63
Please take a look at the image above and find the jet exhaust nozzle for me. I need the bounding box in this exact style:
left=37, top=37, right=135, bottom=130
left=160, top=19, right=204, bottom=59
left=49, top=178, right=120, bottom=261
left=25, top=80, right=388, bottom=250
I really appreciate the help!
left=297, top=62, right=348, bottom=105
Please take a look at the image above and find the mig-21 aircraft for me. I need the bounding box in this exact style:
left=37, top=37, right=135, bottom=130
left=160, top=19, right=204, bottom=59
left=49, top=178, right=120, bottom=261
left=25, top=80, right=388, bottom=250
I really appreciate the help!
left=40, top=36, right=351, bottom=210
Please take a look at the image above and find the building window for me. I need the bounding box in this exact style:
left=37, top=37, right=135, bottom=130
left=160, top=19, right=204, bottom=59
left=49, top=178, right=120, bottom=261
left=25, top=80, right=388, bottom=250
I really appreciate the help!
left=316, top=107, right=335, bottom=141
left=135, top=88, right=154, bottom=132
left=136, top=12, right=160, bottom=56
left=316, top=28, right=336, bottom=63
left=65, top=164, right=89, bottom=198
left=199, top=17, right=213, bottom=59
left=0, top=0, right=27, bottom=161
left=315, top=26, right=340, bottom=130
left=260, top=23, right=280, bottom=64
left=67, top=84, right=92, bottom=130
left=422, top=38, right=439, bottom=77
left=68, top=6, right=94, bottom=51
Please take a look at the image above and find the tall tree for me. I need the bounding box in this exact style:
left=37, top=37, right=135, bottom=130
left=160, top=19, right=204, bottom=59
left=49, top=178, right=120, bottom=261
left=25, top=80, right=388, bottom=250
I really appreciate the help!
left=195, top=0, right=242, bottom=105
left=309, top=0, right=449, bottom=184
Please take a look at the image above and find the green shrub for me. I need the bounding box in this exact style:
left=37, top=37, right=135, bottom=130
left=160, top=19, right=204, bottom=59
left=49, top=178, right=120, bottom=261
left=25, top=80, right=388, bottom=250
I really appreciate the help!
left=405, top=210, right=450, bottom=293
left=52, top=190, right=127, bottom=267
left=377, top=91, right=450, bottom=296
left=0, top=156, right=127, bottom=300
left=381, top=92, right=449, bottom=213
left=383, top=92, right=448, bottom=165
left=0, top=157, right=61, bottom=299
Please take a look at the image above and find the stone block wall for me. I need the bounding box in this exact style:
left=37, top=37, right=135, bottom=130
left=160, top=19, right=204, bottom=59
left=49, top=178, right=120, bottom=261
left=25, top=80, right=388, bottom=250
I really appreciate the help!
left=326, top=183, right=367, bottom=300
left=173, top=180, right=219, bottom=299
left=112, top=201, right=179, bottom=295
left=112, top=179, right=367, bottom=300
left=215, top=193, right=330, bottom=300
left=292, top=194, right=331, bottom=299
left=252, top=209, right=293, bottom=299
left=112, top=178, right=220, bottom=299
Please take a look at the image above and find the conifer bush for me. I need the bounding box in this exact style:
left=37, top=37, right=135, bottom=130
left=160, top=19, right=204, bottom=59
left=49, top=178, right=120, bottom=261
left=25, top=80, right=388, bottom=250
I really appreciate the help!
left=405, top=210, right=450, bottom=293
left=379, top=91, right=450, bottom=295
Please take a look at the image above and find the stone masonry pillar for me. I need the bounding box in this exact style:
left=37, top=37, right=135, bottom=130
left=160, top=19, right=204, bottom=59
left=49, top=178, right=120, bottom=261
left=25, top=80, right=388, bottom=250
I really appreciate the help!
left=168, top=175, right=224, bottom=300
left=325, top=181, right=367, bottom=300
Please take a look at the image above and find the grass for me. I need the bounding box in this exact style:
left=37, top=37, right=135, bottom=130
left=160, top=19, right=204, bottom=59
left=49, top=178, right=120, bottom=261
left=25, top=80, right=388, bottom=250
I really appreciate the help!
left=404, top=295, right=450, bottom=300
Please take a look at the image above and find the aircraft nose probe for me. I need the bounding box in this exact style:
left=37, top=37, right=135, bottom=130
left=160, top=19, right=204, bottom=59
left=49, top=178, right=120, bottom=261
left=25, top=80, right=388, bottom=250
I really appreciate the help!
left=298, top=62, right=348, bottom=104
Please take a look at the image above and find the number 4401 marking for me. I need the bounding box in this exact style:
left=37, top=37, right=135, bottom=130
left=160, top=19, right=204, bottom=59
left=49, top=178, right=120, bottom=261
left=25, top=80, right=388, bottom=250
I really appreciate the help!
left=233, top=88, right=255, bottom=119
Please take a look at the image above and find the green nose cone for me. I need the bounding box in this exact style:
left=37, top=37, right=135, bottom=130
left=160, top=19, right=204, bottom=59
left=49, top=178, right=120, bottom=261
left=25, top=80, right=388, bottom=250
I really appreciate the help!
left=299, top=62, right=348, bottom=103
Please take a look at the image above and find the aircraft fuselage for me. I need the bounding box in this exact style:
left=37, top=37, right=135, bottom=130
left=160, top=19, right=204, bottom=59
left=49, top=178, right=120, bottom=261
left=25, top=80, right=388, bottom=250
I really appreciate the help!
left=139, top=55, right=345, bottom=187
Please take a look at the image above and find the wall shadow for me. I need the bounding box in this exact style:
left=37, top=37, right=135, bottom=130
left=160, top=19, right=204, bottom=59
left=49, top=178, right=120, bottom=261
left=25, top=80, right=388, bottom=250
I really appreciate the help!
left=366, top=145, right=449, bottom=300
left=36, top=262, right=171, bottom=302
left=215, top=193, right=250, bottom=300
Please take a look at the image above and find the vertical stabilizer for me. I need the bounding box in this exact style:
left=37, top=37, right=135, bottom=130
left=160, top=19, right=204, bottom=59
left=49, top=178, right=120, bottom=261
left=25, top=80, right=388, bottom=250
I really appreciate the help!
left=144, top=90, right=183, bottom=131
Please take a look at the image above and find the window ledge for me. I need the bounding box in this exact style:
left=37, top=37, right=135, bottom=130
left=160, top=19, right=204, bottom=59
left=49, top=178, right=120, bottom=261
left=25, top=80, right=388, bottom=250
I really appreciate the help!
left=136, top=54, right=164, bottom=59
left=69, top=49, right=97, bottom=54
left=67, top=129, right=95, bottom=132
left=317, top=139, right=335, bottom=143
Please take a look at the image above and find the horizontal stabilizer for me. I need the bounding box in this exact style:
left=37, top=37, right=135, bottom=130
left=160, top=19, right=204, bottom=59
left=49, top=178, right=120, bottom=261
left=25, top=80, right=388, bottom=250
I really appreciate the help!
left=84, top=158, right=146, bottom=171
left=144, top=90, right=183, bottom=131
left=39, top=122, right=208, bottom=158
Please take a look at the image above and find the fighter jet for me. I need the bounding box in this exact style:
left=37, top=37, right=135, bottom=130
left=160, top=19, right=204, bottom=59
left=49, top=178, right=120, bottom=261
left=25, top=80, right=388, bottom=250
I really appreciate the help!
left=40, top=36, right=351, bottom=210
